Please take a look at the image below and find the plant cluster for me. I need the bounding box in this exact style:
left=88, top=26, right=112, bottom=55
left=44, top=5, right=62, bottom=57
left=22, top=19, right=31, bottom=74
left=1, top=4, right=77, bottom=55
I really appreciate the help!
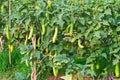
left=0, top=0, right=120, bottom=79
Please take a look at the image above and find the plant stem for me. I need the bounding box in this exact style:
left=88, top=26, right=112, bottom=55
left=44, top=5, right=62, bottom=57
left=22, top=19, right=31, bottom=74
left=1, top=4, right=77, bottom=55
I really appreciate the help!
left=9, top=50, right=11, bottom=65
left=8, top=0, right=12, bottom=65
left=31, top=34, right=37, bottom=80
left=8, top=0, right=11, bottom=28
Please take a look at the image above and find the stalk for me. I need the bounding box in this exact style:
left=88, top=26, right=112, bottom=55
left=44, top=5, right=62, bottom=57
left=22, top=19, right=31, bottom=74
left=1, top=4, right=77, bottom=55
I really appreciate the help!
left=8, top=0, right=11, bottom=28
left=9, top=47, right=11, bottom=65
left=31, top=34, right=37, bottom=80
left=8, top=0, right=12, bottom=65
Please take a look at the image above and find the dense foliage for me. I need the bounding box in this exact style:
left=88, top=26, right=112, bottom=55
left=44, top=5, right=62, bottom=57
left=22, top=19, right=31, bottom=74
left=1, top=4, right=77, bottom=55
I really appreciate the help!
left=0, top=0, right=120, bottom=79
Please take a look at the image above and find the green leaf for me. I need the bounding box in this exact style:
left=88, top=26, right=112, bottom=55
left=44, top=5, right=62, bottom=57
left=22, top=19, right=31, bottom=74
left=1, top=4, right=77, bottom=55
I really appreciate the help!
left=104, top=8, right=112, bottom=15
left=15, top=72, right=25, bottom=80
left=102, top=20, right=109, bottom=26
left=101, top=53, right=107, bottom=59
left=61, top=75, right=72, bottom=80
left=113, top=59, right=119, bottom=65
left=94, top=31, right=101, bottom=38
left=46, top=60, right=53, bottom=67
left=110, top=48, right=120, bottom=54
left=50, top=45, right=63, bottom=53
left=53, top=54, right=70, bottom=64
left=85, top=26, right=94, bottom=38
left=35, top=51, right=41, bottom=59
left=80, top=18, right=85, bottom=25
left=116, top=26, right=120, bottom=31
left=57, top=19, right=64, bottom=28
left=113, top=54, right=120, bottom=59
left=21, top=54, right=29, bottom=63
left=19, top=44, right=32, bottom=54
left=86, top=57, right=95, bottom=63
left=25, top=18, right=31, bottom=27
left=85, top=69, right=96, bottom=76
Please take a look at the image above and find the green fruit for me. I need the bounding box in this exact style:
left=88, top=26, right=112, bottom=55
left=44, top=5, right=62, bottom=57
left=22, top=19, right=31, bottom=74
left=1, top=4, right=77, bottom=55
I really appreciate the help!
left=37, top=37, right=40, bottom=47
left=78, top=39, right=84, bottom=48
left=91, top=64, right=94, bottom=70
left=28, top=25, right=34, bottom=39
left=53, top=67, right=58, bottom=77
left=71, top=37, right=76, bottom=43
left=24, top=34, right=28, bottom=45
left=115, top=63, right=119, bottom=77
left=69, top=23, right=74, bottom=36
left=1, top=4, right=4, bottom=13
left=42, top=24, right=45, bottom=35
left=6, top=26, right=10, bottom=40
left=52, top=26, right=58, bottom=43
left=96, top=63, right=99, bottom=70
left=48, top=0, right=52, bottom=8
left=25, top=59, right=29, bottom=67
